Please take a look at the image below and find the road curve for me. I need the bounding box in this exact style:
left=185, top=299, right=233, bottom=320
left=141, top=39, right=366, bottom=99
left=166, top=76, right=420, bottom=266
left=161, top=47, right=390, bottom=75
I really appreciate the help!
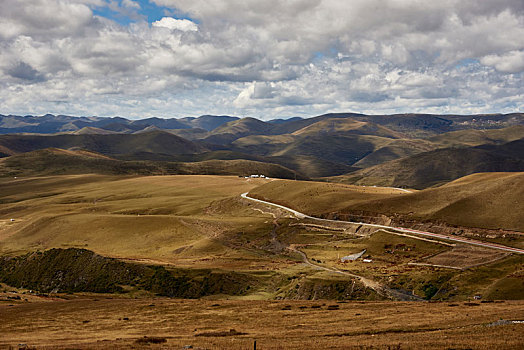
left=241, top=192, right=524, bottom=255
left=287, top=244, right=421, bottom=301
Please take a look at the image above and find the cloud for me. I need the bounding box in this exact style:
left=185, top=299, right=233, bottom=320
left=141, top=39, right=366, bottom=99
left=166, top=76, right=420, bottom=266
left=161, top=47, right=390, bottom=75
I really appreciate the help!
left=0, top=0, right=95, bottom=40
left=480, top=50, right=524, bottom=73
left=152, top=17, right=197, bottom=31
left=6, top=61, right=46, bottom=82
left=121, top=0, right=140, bottom=9
left=0, top=0, right=522, bottom=119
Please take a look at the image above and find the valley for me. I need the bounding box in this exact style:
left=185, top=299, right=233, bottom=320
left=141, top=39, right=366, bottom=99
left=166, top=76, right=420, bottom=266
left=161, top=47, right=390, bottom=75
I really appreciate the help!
left=1, top=174, right=522, bottom=304
left=1, top=113, right=523, bottom=349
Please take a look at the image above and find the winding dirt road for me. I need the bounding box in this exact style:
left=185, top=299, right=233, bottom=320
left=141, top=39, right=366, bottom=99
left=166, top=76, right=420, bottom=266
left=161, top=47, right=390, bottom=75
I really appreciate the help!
left=287, top=244, right=421, bottom=301
left=242, top=193, right=423, bottom=300
left=241, top=192, right=524, bottom=255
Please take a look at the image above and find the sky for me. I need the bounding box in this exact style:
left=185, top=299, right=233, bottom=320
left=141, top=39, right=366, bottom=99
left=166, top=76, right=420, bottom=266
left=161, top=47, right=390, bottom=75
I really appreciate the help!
left=0, top=0, right=523, bottom=120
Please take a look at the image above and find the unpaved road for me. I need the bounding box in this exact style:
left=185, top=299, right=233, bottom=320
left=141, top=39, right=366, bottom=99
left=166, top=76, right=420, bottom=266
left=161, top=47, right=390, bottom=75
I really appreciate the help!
left=287, top=244, right=421, bottom=301
left=243, top=193, right=422, bottom=301
left=241, top=192, right=524, bottom=255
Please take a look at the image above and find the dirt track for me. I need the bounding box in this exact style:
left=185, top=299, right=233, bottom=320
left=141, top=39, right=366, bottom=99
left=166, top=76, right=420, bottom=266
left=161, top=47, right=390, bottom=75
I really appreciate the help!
left=241, top=192, right=524, bottom=254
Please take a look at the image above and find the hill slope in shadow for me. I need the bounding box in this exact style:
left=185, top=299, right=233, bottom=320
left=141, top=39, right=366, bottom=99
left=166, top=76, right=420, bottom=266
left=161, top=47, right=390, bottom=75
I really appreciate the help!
left=333, top=138, right=524, bottom=189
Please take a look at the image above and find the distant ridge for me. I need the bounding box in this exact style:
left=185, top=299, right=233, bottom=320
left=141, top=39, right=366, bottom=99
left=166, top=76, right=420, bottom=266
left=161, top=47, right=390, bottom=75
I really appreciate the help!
left=334, top=138, right=524, bottom=188
left=73, top=126, right=118, bottom=135
left=1, top=112, right=522, bottom=136
left=0, top=147, right=304, bottom=179
left=0, top=112, right=523, bottom=181
left=0, top=130, right=208, bottom=158
left=0, top=114, right=240, bottom=134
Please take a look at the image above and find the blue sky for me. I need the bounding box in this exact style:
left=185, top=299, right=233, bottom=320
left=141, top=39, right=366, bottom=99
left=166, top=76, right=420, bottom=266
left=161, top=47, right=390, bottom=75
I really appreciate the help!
left=92, top=0, right=193, bottom=26
left=0, top=0, right=522, bottom=119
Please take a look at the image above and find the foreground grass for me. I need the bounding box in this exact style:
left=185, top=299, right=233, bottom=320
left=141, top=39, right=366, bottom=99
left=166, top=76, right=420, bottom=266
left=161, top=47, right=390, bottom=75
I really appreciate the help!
left=1, top=298, right=523, bottom=349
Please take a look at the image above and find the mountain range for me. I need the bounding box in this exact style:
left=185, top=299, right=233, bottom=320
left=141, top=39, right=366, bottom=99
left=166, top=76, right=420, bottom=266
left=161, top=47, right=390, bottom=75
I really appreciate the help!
left=1, top=112, right=523, bottom=187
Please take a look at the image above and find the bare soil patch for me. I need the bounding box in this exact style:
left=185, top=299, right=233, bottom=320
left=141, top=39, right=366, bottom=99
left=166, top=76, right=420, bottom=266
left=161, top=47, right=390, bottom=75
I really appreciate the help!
left=425, top=245, right=510, bottom=269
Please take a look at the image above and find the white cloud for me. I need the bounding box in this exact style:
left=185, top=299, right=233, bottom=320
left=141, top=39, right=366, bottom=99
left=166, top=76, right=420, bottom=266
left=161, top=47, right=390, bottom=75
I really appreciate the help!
left=152, top=17, right=198, bottom=32
left=121, top=0, right=140, bottom=9
left=480, top=50, right=524, bottom=73
left=0, top=0, right=522, bottom=119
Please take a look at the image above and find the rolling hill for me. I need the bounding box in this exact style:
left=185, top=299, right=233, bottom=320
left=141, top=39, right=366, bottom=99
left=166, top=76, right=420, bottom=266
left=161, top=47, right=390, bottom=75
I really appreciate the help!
left=428, top=125, right=524, bottom=148
left=0, top=130, right=207, bottom=159
left=3, top=112, right=522, bottom=137
left=290, top=118, right=405, bottom=139
left=333, top=138, right=524, bottom=189
left=0, top=148, right=302, bottom=179
left=228, top=118, right=413, bottom=176
left=354, top=125, right=524, bottom=168
left=0, top=114, right=238, bottom=134
left=202, top=117, right=277, bottom=145
left=249, top=172, right=524, bottom=232
left=1, top=112, right=523, bottom=181
left=345, top=172, right=524, bottom=232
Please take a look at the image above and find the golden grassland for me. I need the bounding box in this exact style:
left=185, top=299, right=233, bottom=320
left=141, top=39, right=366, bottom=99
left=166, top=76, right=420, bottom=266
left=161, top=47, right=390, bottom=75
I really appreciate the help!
left=0, top=174, right=524, bottom=348
left=1, top=297, right=523, bottom=349
left=1, top=174, right=523, bottom=302
left=249, top=172, right=524, bottom=233
left=0, top=175, right=272, bottom=264
left=248, top=179, right=410, bottom=216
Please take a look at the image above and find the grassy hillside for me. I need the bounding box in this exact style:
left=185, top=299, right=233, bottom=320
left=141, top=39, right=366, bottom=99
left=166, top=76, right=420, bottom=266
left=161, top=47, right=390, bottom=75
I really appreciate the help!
left=0, top=175, right=272, bottom=261
left=428, top=125, right=524, bottom=147
left=73, top=126, right=119, bottom=135
left=1, top=174, right=523, bottom=303
left=346, top=172, right=524, bottom=232
left=267, top=155, right=358, bottom=178
left=183, top=115, right=239, bottom=131
left=227, top=118, right=524, bottom=178
left=203, top=117, right=276, bottom=144
left=2, top=115, right=523, bottom=180
left=0, top=130, right=207, bottom=158
left=334, top=139, right=524, bottom=188
left=0, top=248, right=254, bottom=297
left=250, top=172, right=524, bottom=232
left=248, top=179, right=409, bottom=216
left=0, top=174, right=380, bottom=300
left=0, top=148, right=302, bottom=179
left=232, top=131, right=396, bottom=177
left=352, top=138, right=435, bottom=168
left=352, top=125, right=524, bottom=169
left=291, top=118, right=405, bottom=139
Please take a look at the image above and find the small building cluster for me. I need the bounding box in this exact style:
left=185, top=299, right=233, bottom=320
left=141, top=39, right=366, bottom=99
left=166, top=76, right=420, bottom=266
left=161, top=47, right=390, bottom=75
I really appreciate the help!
left=245, top=174, right=268, bottom=179
left=340, top=249, right=367, bottom=262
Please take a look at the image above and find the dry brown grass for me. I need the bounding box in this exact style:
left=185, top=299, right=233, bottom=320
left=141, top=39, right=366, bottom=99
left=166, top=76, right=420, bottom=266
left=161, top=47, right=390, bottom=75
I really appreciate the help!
left=425, top=245, right=510, bottom=269
left=0, top=175, right=274, bottom=268
left=248, top=179, right=410, bottom=216
left=1, top=298, right=523, bottom=349
left=249, top=173, right=524, bottom=232
left=1, top=174, right=522, bottom=304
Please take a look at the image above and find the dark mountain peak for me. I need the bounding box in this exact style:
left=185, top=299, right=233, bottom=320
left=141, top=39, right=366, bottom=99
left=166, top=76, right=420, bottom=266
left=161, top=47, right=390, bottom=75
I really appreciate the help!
left=131, top=117, right=189, bottom=130
left=191, top=115, right=239, bottom=131
left=267, top=117, right=303, bottom=124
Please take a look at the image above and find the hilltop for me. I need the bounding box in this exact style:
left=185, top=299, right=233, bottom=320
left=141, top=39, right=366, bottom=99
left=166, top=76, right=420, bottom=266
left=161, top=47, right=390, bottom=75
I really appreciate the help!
left=1, top=113, right=523, bottom=180
left=249, top=172, right=524, bottom=232
left=332, top=138, right=524, bottom=188
left=0, top=148, right=302, bottom=179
